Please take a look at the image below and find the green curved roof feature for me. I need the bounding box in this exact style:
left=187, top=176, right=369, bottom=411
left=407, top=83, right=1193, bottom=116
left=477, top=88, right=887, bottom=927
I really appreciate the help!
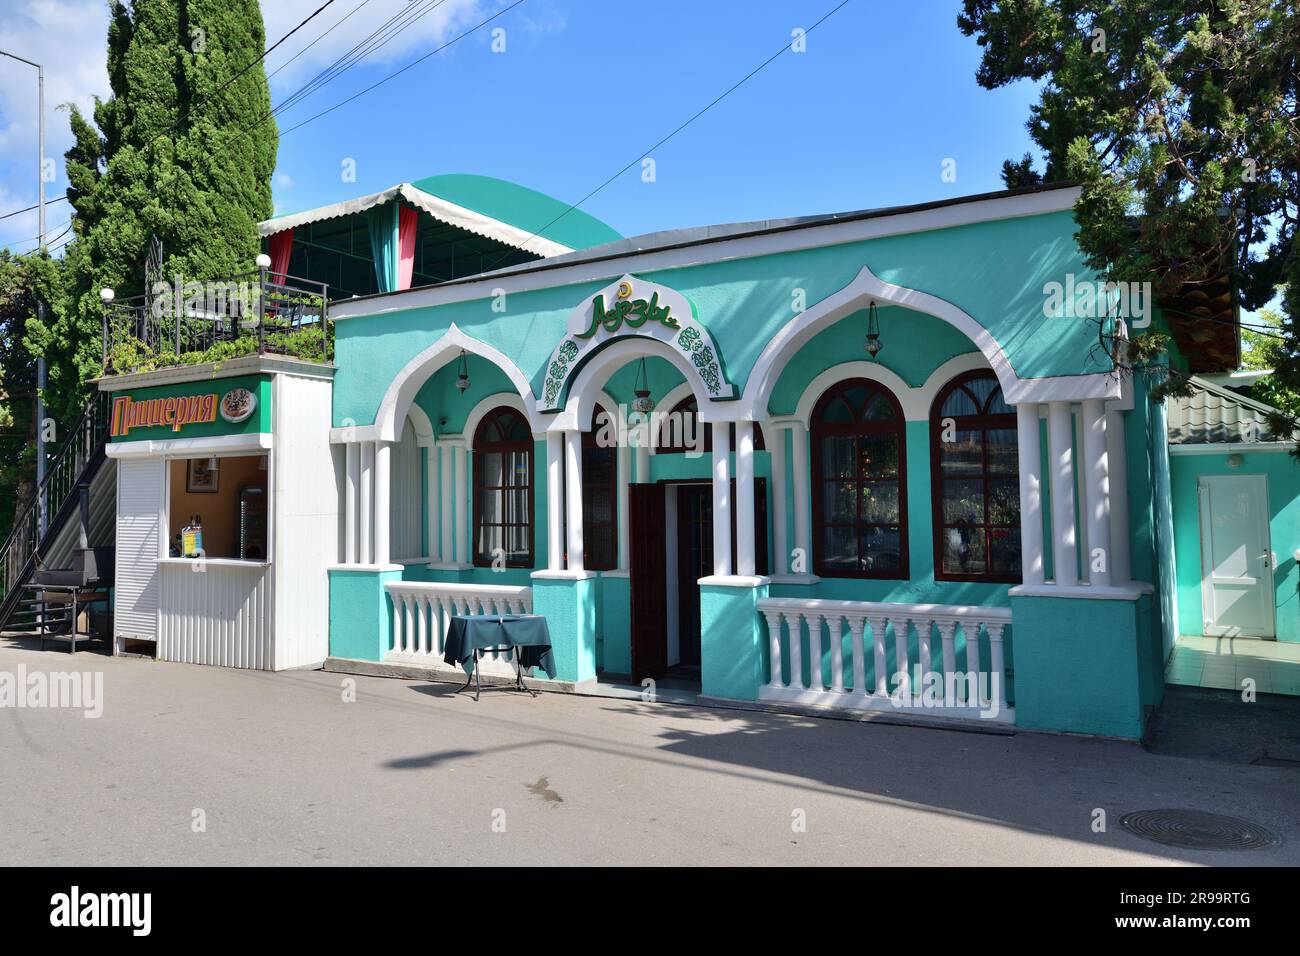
left=410, top=173, right=623, bottom=250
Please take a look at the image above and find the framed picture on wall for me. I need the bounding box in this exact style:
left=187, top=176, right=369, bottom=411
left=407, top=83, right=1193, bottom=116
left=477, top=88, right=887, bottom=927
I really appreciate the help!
left=187, top=458, right=219, bottom=493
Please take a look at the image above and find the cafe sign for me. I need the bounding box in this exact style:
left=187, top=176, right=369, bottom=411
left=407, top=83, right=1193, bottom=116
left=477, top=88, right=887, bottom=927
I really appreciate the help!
left=540, top=275, right=734, bottom=412
left=109, top=376, right=267, bottom=440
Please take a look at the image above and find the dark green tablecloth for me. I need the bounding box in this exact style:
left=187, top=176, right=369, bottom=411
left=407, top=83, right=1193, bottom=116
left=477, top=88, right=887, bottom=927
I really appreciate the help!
left=444, top=615, right=556, bottom=678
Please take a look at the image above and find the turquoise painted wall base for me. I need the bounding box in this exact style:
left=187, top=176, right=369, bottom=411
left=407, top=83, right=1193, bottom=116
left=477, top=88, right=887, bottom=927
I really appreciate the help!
left=700, top=577, right=769, bottom=701
left=329, top=567, right=402, bottom=661
left=1009, top=591, right=1157, bottom=739
left=532, top=571, right=598, bottom=683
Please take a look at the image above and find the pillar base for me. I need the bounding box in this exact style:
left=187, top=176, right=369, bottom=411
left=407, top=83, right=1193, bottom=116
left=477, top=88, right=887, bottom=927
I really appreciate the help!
left=328, top=566, right=403, bottom=662
left=698, top=575, right=769, bottom=701
left=531, top=570, right=598, bottom=683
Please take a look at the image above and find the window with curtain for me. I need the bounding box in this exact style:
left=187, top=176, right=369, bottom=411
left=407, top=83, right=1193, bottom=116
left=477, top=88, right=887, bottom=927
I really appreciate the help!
left=473, top=407, right=534, bottom=567
left=582, top=407, right=618, bottom=571
left=811, top=379, right=907, bottom=578
left=930, top=371, right=1020, bottom=582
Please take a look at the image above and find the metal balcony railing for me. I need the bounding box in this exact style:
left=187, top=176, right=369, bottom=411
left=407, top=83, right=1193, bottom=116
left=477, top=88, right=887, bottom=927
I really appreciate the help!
left=101, top=270, right=331, bottom=375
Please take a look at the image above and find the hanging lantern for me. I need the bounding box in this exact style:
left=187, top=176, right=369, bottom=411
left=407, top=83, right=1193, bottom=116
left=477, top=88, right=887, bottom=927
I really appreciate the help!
left=632, top=357, right=655, bottom=414
left=455, top=350, right=470, bottom=394
left=864, top=300, right=883, bottom=359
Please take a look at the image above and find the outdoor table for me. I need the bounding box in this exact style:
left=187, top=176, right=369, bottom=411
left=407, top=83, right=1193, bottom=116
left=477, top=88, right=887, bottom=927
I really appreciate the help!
left=444, top=614, right=555, bottom=701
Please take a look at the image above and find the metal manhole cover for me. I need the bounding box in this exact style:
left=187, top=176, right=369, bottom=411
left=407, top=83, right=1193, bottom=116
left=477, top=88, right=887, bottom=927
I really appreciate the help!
left=1120, top=809, right=1280, bottom=850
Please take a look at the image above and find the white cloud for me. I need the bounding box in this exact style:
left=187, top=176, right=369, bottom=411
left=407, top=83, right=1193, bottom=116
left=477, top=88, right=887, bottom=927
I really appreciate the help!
left=275, top=172, right=293, bottom=188
left=0, top=0, right=511, bottom=250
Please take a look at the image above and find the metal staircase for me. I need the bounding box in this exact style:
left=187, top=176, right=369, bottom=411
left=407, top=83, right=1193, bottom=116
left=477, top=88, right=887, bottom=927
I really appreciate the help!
left=0, top=392, right=113, bottom=637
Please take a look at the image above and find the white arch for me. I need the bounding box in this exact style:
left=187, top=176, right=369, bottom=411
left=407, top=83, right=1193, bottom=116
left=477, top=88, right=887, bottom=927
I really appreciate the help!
left=461, top=391, right=533, bottom=443
left=742, top=265, right=1021, bottom=420
left=404, top=402, right=435, bottom=446
left=791, top=352, right=992, bottom=424
left=374, top=323, right=540, bottom=442
left=552, top=337, right=739, bottom=431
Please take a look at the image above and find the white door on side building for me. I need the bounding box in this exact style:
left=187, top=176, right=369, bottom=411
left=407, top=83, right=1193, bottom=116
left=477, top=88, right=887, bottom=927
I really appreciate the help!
left=1198, top=474, right=1274, bottom=638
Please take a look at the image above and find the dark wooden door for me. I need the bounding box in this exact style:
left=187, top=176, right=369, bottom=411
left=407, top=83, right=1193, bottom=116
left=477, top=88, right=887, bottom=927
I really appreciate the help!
left=676, top=485, right=714, bottom=667
left=629, top=483, right=668, bottom=681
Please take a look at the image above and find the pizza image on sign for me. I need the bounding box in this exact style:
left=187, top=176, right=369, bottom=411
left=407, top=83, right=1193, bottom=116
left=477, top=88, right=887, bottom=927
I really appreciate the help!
left=219, top=387, right=257, bottom=424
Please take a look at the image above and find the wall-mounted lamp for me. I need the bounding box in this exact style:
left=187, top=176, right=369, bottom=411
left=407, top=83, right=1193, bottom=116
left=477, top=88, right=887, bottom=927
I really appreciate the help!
left=455, top=350, right=470, bottom=394
left=864, top=301, right=883, bottom=359
left=632, top=357, right=655, bottom=414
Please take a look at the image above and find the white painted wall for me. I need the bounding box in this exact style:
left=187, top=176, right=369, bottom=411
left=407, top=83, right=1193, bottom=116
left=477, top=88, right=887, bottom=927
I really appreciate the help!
left=390, top=417, right=423, bottom=559
left=271, top=373, right=339, bottom=669
left=158, top=561, right=271, bottom=667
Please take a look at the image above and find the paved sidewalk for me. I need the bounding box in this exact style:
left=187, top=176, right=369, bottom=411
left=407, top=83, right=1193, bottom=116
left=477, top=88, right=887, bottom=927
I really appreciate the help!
left=2, top=641, right=1297, bottom=866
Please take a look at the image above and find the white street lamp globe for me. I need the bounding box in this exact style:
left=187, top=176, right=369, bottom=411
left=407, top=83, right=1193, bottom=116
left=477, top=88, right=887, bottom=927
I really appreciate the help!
left=99, top=288, right=114, bottom=303
left=255, top=253, right=272, bottom=269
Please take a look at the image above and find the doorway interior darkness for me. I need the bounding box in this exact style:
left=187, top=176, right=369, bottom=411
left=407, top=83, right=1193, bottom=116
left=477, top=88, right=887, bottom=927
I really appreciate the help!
left=629, top=479, right=767, bottom=683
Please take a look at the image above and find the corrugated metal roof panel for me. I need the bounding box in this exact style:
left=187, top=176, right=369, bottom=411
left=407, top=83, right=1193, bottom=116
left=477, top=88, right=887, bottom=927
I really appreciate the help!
left=1167, top=376, right=1288, bottom=444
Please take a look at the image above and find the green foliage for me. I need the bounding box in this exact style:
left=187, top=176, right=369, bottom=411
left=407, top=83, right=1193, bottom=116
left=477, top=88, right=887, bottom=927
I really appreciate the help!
left=36, top=0, right=277, bottom=412
left=959, top=1, right=1299, bottom=388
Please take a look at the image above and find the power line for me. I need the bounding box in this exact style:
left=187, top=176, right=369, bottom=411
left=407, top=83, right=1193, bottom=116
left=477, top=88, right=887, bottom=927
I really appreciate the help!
left=0, top=194, right=67, bottom=221
left=276, top=0, right=524, bottom=137
left=477, top=0, right=853, bottom=272
left=1, top=218, right=71, bottom=251
left=209, top=0, right=338, bottom=101
left=265, top=0, right=376, bottom=81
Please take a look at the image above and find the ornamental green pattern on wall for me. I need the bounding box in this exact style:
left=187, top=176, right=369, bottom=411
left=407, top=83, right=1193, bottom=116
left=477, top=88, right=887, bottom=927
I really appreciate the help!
left=538, top=273, right=736, bottom=413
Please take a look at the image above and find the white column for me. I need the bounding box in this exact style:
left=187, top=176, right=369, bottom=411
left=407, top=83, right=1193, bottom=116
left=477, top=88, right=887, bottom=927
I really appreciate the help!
left=735, top=420, right=756, bottom=576
left=454, top=443, right=469, bottom=565
left=439, top=444, right=453, bottom=564
left=712, top=421, right=732, bottom=577
left=425, top=441, right=439, bottom=562
left=770, top=424, right=789, bottom=575
left=1073, top=408, right=1090, bottom=566
left=1047, top=401, right=1078, bottom=586
left=359, top=442, right=374, bottom=565
left=373, top=440, right=391, bottom=567
left=616, top=438, right=630, bottom=569
left=546, top=430, right=564, bottom=571
left=564, top=430, right=584, bottom=572
left=635, top=444, right=649, bottom=484
left=1015, top=404, right=1044, bottom=585
left=1105, top=407, right=1132, bottom=584
left=1081, top=399, right=1111, bottom=588
left=791, top=422, right=811, bottom=573
left=344, top=442, right=359, bottom=564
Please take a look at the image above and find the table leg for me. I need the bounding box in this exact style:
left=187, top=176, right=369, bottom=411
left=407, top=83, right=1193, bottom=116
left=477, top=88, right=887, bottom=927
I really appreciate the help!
left=71, top=592, right=78, bottom=654
left=474, top=649, right=482, bottom=701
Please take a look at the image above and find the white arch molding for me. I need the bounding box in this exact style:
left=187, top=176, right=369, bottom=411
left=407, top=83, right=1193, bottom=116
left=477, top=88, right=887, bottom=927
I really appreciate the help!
left=553, top=336, right=740, bottom=432
left=373, top=323, right=541, bottom=442
left=791, top=352, right=993, bottom=425
left=741, top=264, right=1123, bottom=419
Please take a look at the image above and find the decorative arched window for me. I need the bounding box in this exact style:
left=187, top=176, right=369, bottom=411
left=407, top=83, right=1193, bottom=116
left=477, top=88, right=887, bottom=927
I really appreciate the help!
left=473, top=406, right=534, bottom=568
left=930, top=371, right=1020, bottom=582
left=582, top=406, right=617, bottom=570
left=810, top=379, right=907, bottom=578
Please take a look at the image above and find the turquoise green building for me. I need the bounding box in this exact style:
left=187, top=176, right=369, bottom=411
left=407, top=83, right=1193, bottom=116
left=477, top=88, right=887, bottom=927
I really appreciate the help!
left=66, top=173, right=1281, bottom=742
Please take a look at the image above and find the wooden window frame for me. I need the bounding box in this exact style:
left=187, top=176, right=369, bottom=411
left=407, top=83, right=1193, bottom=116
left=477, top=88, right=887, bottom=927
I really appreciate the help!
left=810, top=378, right=908, bottom=580
left=582, top=406, right=618, bottom=571
left=472, top=406, right=535, bottom=569
left=929, top=370, right=1021, bottom=584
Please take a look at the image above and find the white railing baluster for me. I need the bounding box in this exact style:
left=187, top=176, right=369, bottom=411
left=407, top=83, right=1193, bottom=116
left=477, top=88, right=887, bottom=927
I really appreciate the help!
left=870, top=616, right=888, bottom=697
left=938, top=619, right=957, bottom=707
left=848, top=616, right=866, bottom=698
left=917, top=617, right=933, bottom=697
left=988, top=622, right=1007, bottom=713
left=965, top=622, right=983, bottom=706
left=806, top=613, right=823, bottom=691
left=788, top=611, right=804, bottom=690
left=894, top=616, right=910, bottom=701
left=763, top=610, right=784, bottom=689
left=829, top=614, right=845, bottom=694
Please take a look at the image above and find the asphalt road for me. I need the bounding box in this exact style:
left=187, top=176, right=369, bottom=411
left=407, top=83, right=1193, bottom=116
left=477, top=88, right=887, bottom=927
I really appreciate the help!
left=2, top=640, right=1297, bottom=866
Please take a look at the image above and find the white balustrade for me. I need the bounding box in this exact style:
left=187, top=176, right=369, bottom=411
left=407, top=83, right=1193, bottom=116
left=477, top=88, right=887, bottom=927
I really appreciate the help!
left=384, top=582, right=533, bottom=677
left=756, top=598, right=1014, bottom=724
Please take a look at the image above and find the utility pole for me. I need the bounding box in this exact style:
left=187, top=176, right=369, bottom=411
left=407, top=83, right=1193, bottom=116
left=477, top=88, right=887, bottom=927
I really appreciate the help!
left=0, top=49, right=47, bottom=538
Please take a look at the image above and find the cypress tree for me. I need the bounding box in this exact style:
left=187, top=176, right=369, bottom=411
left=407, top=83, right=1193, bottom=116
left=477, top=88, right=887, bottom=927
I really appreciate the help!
left=29, top=0, right=276, bottom=421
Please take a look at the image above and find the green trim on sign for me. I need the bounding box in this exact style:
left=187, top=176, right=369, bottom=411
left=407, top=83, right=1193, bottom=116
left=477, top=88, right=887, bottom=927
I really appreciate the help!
left=109, top=374, right=272, bottom=442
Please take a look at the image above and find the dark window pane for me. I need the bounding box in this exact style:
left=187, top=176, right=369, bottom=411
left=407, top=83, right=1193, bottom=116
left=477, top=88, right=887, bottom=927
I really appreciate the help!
left=821, top=525, right=856, bottom=571
left=988, top=478, right=1019, bottom=525
left=863, top=393, right=897, bottom=420
left=821, top=394, right=856, bottom=423
left=943, top=478, right=985, bottom=524
left=861, top=527, right=902, bottom=573
left=860, top=435, right=899, bottom=478
left=823, top=481, right=856, bottom=523
left=941, top=387, right=979, bottom=417
left=989, top=528, right=1021, bottom=573
left=861, top=482, right=900, bottom=524
left=822, top=436, right=855, bottom=479
left=941, top=527, right=986, bottom=574
left=987, top=428, right=1017, bottom=474
left=940, top=430, right=983, bottom=476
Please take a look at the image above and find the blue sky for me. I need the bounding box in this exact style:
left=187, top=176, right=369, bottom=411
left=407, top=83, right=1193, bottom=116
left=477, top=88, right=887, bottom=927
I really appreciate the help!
left=0, top=0, right=1042, bottom=253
